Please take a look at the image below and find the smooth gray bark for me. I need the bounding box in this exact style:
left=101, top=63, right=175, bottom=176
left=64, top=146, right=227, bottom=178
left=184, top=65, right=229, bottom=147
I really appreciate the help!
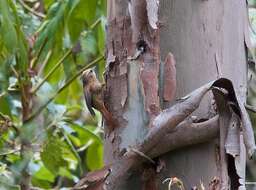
left=159, top=0, right=248, bottom=189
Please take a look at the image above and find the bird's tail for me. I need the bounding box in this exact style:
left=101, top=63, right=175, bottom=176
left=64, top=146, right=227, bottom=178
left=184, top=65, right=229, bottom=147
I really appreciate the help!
left=101, top=106, right=117, bottom=132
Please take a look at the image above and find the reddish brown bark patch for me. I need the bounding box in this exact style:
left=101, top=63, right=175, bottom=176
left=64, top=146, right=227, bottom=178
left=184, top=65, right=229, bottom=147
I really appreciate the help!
left=141, top=46, right=161, bottom=118
left=163, top=52, right=176, bottom=102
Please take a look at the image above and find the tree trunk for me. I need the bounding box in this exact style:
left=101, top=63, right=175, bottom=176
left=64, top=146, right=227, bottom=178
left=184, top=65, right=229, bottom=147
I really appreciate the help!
left=74, top=0, right=255, bottom=189
left=104, top=0, right=161, bottom=188
left=158, top=0, right=248, bottom=189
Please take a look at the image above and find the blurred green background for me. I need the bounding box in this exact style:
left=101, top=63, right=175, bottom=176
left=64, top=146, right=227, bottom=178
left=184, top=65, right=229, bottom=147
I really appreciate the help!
left=0, top=0, right=106, bottom=189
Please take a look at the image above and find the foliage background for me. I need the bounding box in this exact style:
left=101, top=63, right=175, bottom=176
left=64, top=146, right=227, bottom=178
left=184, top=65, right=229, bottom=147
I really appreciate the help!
left=0, top=0, right=106, bottom=189
left=0, top=0, right=256, bottom=189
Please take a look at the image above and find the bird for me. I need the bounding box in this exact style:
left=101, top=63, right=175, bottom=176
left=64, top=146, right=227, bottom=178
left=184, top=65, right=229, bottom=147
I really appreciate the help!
left=82, top=68, right=117, bottom=131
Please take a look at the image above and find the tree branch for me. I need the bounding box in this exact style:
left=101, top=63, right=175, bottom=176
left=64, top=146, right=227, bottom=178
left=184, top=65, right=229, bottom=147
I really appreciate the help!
left=149, top=115, right=219, bottom=158
left=139, top=82, right=213, bottom=155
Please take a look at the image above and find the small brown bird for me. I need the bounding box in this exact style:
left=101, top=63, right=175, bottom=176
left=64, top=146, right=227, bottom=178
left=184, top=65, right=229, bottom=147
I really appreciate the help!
left=82, top=68, right=116, bottom=131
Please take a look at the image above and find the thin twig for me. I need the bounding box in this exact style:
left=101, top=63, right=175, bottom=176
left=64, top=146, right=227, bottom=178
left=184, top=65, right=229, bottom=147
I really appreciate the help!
left=31, top=49, right=72, bottom=94
left=30, top=37, right=49, bottom=69
left=61, top=129, right=83, bottom=176
left=0, top=148, right=21, bottom=156
left=18, top=0, right=46, bottom=19
left=89, top=17, right=101, bottom=30
left=127, top=147, right=155, bottom=164
left=38, top=50, right=52, bottom=77
left=0, top=92, right=7, bottom=99
left=10, top=65, right=20, bottom=79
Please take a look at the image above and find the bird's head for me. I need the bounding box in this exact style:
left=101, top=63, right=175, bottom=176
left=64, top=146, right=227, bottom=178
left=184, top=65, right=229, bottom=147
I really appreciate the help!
left=82, top=67, right=97, bottom=85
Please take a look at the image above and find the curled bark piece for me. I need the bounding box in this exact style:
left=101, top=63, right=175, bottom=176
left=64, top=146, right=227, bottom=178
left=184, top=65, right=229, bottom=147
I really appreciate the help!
left=213, top=78, right=256, bottom=158
left=225, top=112, right=241, bottom=157
left=212, top=89, right=230, bottom=189
left=212, top=79, right=255, bottom=189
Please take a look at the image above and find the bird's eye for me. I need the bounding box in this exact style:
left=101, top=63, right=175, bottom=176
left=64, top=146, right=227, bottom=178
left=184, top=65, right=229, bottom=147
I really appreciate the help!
left=89, top=70, right=93, bottom=73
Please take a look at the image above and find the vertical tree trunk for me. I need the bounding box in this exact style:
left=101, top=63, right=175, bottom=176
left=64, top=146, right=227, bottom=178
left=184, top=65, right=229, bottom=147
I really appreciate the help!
left=158, top=0, right=248, bottom=189
left=104, top=1, right=161, bottom=189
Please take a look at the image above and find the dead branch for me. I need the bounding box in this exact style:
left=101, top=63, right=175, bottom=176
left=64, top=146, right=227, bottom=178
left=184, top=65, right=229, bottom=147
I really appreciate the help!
left=138, top=81, right=213, bottom=155
left=149, top=115, right=219, bottom=158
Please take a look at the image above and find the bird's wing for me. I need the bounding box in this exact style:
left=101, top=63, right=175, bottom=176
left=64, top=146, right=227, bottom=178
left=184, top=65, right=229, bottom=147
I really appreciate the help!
left=84, top=89, right=95, bottom=116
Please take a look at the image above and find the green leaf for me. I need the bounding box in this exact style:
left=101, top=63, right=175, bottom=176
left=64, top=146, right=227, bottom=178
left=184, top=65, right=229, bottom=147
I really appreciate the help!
left=67, top=134, right=81, bottom=147
left=41, top=137, right=67, bottom=175
left=35, top=1, right=66, bottom=53
left=67, top=19, right=84, bottom=43
left=0, top=0, right=28, bottom=74
left=0, top=96, right=11, bottom=116
left=33, top=166, right=55, bottom=182
left=58, top=167, right=73, bottom=179
left=70, top=123, right=102, bottom=146
left=75, top=32, right=98, bottom=64
left=6, top=154, right=21, bottom=164
left=82, top=32, right=97, bottom=57
left=31, top=177, right=52, bottom=189
left=99, top=0, right=107, bottom=16
left=97, top=17, right=106, bottom=54
left=73, top=0, right=98, bottom=25
left=86, top=142, right=103, bottom=171
left=43, top=0, right=56, bottom=11
left=0, top=0, right=18, bottom=53
left=67, top=0, right=98, bottom=42
left=46, top=2, right=61, bottom=19
left=61, top=138, right=78, bottom=165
